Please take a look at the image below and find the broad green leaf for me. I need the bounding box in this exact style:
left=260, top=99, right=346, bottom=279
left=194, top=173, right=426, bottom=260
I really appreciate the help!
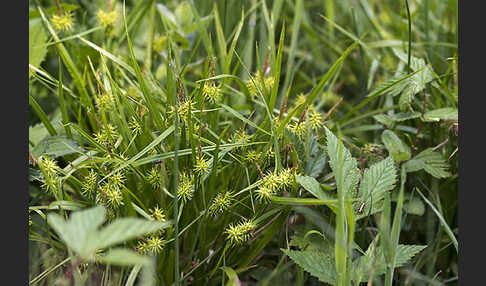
left=283, top=249, right=337, bottom=285
left=393, top=49, right=434, bottom=91
left=29, top=19, right=48, bottom=78
left=398, top=83, right=417, bottom=112
left=96, top=218, right=171, bottom=250
left=99, top=248, right=149, bottom=266
left=325, top=127, right=360, bottom=198
left=296, top=175, right=331, bottom=200
left=220, top=266, right=241, bottom=286
left=354, top=242, right=426, bottom=282
left=423, top=108, right=458, bottom=122
left=32, top=136, right=85, bottom=158
left=391, top=111, right=421, bottom=122
left=47, top=206, right=106, bottom=259
left=381, top=130, right=411, bottom=163
left=373, top=114, right=394, bottom=126
left=404, top=148, right=450, bottom=178
left=356, top=157, right=397, bottom=219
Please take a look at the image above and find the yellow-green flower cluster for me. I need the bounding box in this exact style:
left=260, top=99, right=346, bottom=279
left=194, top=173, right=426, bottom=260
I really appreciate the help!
left=137, top=235, right=166, bottom=255
left=94, top=124, right=119, bottom=146
left=149, top=206, right=166, bottom=222
left=97, top=182, right=123, bottom=209
left=244, top=150, right=261, bottom=163
left=51, top=11, right=74, bottom=31
left=177, top=172, right=194, bottom=203
left=81, top=169, right=98, bottom=197
left=309, top=110, right=323, bottom=130
left=225, top=220, right=256, bottom=245
left=38, top=156, right=60, bottom=194
left=97, top=9, right=117, bottom=28
left=255, top=168, right=295, bottom=202
left=201, top=82, right=222, bottom=103
left=95, top=92, right=115, bottom=113
left=128, top=117, right=142, bottom=135
left=287, top=121, right=306, bottom=138
left=209, top=191, right=234, bottom=216
left=147, top=167, right=161, bottom=189
left=170, top=99, right=196, bottom=122
left=194, top=156, right=210, bottom=176
left=246, top=72, right=275, bottom=98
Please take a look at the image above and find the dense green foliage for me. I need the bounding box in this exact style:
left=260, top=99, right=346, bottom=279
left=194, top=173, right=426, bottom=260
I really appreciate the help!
left=29, top=0, right=458, bottom=285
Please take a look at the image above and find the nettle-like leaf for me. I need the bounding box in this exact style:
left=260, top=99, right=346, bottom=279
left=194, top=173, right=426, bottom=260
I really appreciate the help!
left=282, top=249, right=337, bottom=285
left=423, top=107, right=458, bottom=122
left=47, top=205, right=171, bottom=263
left=356, top=157, right=397, bottom=220
left=353, top=242, right=427, bottom=283
left=381, top=130, right=411, bottom=163
left=325, top=127, right=360, bottom=198
left=403, top=148, right=451, bottom=178
left=393, top=49, right=434, bottom=112
left=32, top=136, right=85, bottom=158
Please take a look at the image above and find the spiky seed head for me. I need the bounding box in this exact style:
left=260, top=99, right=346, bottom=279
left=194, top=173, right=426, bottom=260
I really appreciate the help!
left=51, top=11, right=74, bottom=31
left=105, top=185, right=123, bottom=208
left=255, top=186, right=275, bottom=202
left=128, top=117, right=142, bottom=135
left=97, top=9, right=117, bottom=28
left=209, top=191, right=234, bottom=215
left=177, top=173, right=194, bottom=203
left=110, top=171, right=125, bottom=188
left=149, top=206, right=166, bottom=222
left=41, top=175, right=58, bottom=194
left=38, top=156, right=59, bottom=176
left=201, top=83, right=222, bottom=103
left=146, top=235, right=165, bottom=254
left=194, top=157, right=210, bottom=176
left=244, top=150, right=261, bottom=163
left=81, top=169, right=98, bottom=197
left=309, top=111, right=323, bottom=130
left=225, top=220, right=256, bottom=245
left=147, top=167, right=161, bottom=189
left=136, top=241, right=148, bottom=255
left=287, top=121, right=306, bottom=137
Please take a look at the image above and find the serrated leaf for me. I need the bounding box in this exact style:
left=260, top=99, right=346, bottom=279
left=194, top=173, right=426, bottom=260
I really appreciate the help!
left=393, top=49, right=434, bottom=91
left=325, top=127, right=360, bottom=198
left=282, top=249, right=337, bottom=285
left=381, top=130, right=411, bottom=163
left=373, top=114, right=394, bottom=126
left=47, top=206, right=106, bottom=259
left=29, top=19, right=47, bottom=78
left=98, top=248, right=149, bottom=266
left=423, top=108, right=458, bottom=122
left=354, top=243, right=426, bottom=282
left=368, top=72, right=411, bottom=98
left=96, top=218, right=171, bottom=250
left=47, top=206, right=171, bottom=261
left=391, top=111, right=421, bottom=122
left=305, top=136, right=327, bottom=178
left=296, top=175, right=331, bottom=200
left=398, top=83, right=417, bottom=112
left=404, top=148, right=450, bottom=178
left=32, top=136, right=85, bottom=158
left=356, top=157, right=397, bottom=219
